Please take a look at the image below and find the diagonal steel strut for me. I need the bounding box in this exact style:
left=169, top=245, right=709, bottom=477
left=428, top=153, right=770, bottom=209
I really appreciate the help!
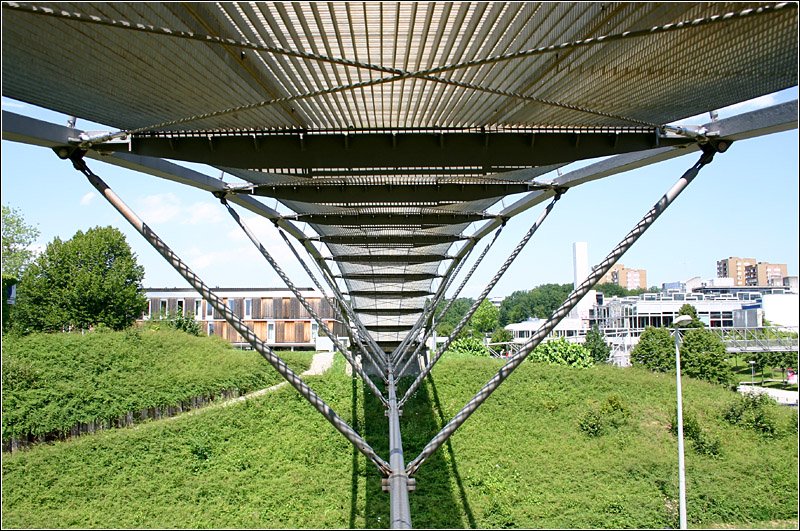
left=218, top=197, right=388, bottom=406
left=405, top=142, right=722, bottom=476
left=398, top=191, right=564, bottom=406
left=65, top=150, right=392, bottom=476
left=392, top=221, right=511, bottom=374
left=274, top=227, right=389, bottom=378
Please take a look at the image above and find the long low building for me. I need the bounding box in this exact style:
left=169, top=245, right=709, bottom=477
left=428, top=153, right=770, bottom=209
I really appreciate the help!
left=138, top=287, right=347, bottom=350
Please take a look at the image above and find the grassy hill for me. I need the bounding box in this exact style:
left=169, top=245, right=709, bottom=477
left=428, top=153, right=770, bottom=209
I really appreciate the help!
left=2, top=350, right=797, bottom=528
left=2, top=327, right=311, bottom=447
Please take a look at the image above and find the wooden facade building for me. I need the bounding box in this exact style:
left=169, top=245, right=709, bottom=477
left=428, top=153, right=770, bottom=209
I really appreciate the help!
left=139, top=287, right=346, bottom=349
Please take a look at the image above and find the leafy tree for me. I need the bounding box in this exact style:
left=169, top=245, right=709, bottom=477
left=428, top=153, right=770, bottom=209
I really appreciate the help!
left=498, top=283, right=572, bottom=325
left=679, top=328, right=731, bottom=385
left=584, top=324, right=611, bottom=364
left=631, top=326, right=674, bottom=372
left=528, top=283, right=573, bottom=319
left=2, top=205, right=40, bottom=279
left=498, top=290, right=532, bottom=326
left=678, top=303, right=705, bottom=328
left=469, top=299, right=499, bottom=336
left=435, top=297, right=473, bottom=336
left=490, top=327, right=513, bottom=344
left=529, top=337, right=593, bottom=368
left=12, top=226, right=147, bottom=333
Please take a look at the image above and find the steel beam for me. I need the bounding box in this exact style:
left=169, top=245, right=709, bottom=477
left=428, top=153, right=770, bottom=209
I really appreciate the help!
left=315, top=234, right=466, bottom=245
left=348, top=291, right=433, bottom=299
left=327, top=254, right=449, bottom=265
left=338, top=273, right=441, bottom=282
left=95, top=129, right=694, bottom=169
left=354, top=308, right=425, bottom=317
left=245, top=182, right=532, bottom=203
left=294, top=212, right=491, bottom=226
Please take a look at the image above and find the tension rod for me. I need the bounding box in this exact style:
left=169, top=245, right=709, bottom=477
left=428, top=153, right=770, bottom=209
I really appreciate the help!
left=218, top=197, right=388, bottom=406
left=398, top=191, right=563, bottom=406
left=393, top=220, right=508, bottom=373
left=65, top=151, right=392, bottom=476
left=406, top=143, right=721, bottom=476
left=275, top=227, right=389, bottom=378
left=389, top=238, right=478, bottom=366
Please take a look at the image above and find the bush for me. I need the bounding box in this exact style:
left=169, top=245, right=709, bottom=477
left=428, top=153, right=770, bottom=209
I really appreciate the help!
left=579, top=395, right=629, bottom=437
left=579, top=408, right=606, bottom=437
left=584, top=325, right=611, bottom=364
left=631, top=327, right=674, bottom=372
left=447, top=336, right=490, bottom=357
left=490, top=327, right=513, bottom=344
left=680, top=328, right=731, bottom=385
left=670, top=409, right=721, bottom=457
left=530, top=337, right=593, bottom=368
left=722, top=393, right=779, bottom=437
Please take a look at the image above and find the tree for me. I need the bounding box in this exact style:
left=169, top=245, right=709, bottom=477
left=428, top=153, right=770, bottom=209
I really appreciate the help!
left=12, top=226, right=147, bottom=333
left=2, top=205, right=40, bottom=279
left=490, top=327, right=513, bottom=344
left=680, top=328, right=730, bottom=385
left=584, top=324, right=611, bottom=364
left=469, top=299, right=499, bottom=336
left=678, top=303, right=705, bottom=328
left=498, top=283, right=572, bottom=326
left=434, top=297, right=473, bottom=336
left=631, top=326, right=674, bottom=372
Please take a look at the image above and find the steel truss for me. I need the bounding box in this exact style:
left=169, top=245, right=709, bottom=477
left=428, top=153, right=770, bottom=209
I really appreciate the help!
left=66, top=137, right=723, bottom=529
left=3, top=99, right=795, bottom=529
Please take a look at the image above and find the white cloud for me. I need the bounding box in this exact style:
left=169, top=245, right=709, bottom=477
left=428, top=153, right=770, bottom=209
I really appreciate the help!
left=183, top=201, right=224, bottom=225
left=139, top=193, right=182, bottom=224
left=79, top=192, right=97, bottom=206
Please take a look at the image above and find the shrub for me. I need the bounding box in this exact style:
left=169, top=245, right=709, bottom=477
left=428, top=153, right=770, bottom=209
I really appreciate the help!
left=722, top=393, right=778, bottom=437
left=680, top=328, right=731, bottom=385
left=530, top=337, right=593, bottom=368
left=447, top=336, right=490, bottom=357
left=631, top=327, right=674, bottom=372
left=580, top=395, right=630, bottom=437
left=579, top=407, right=606, bottom=437
left=670, top=409, right=721, bottom=457
left=490, top=327, right=513, bottom=344
left=584, top=325, right=611, bottom=364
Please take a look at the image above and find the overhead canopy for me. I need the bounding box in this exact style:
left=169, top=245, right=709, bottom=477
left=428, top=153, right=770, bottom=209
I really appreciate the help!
left=2, top=1, right=798, bottom=352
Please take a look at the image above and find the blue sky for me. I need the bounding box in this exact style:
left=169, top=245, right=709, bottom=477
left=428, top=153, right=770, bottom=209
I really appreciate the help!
left=2, top=88, right=798, bottom=298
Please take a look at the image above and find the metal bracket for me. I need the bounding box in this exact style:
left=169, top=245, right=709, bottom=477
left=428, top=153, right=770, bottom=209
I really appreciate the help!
left=381, top=477, right=416, bottom=492
left=660, top=124, right=720, bottom=142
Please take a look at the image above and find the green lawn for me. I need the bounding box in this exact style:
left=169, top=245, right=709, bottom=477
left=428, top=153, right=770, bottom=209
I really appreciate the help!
left=2, top=328, right=312, bottom=446
left=2, top=352, right=797, bottom=528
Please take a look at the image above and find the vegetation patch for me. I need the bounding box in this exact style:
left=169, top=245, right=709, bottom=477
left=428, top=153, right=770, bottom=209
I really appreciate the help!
left=2, top=353, right=797, bottom=528
left=2, top=328, right=311, bottom=447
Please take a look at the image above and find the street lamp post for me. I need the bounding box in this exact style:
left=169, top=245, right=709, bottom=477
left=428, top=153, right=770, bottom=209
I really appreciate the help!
left=672, top=314, right=693, bottom=530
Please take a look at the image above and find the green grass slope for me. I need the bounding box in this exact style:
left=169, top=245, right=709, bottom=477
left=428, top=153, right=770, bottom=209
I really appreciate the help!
left=2, top=354, right=797, bottom=529
left=2, top=328, right=311, bottom=445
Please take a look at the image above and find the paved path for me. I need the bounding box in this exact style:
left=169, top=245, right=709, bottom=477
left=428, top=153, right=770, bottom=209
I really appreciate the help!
left=167, top=351, right=336, bottom=420
left=737, top=384, right=799, bottom=406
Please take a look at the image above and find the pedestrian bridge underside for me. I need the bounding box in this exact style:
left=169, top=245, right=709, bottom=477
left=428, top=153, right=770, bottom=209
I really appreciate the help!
left=2, top=2, right=798, bottom=528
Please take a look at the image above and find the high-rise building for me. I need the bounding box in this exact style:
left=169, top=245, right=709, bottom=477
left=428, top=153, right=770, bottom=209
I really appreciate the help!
left=745, top=262, right=788, bottom=286
left=716, top=256, right=756, bottom=286
left=600, top=263, right=647, bottom=290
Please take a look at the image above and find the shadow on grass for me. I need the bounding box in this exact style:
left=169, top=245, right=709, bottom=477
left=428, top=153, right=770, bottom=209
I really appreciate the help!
left=347, top=371, right=475, bottom=528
